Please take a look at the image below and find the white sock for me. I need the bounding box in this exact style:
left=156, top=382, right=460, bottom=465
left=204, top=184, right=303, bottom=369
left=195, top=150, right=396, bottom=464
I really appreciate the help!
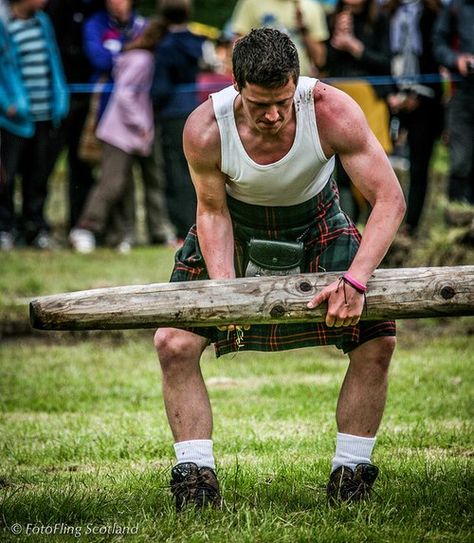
left=331, top=432, right=376, bottom=473
left=174, top=439, right=215, bottom=470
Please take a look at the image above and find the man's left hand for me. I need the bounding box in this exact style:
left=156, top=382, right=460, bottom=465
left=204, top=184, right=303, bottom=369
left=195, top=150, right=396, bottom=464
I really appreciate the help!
left=307, top=279, right=365, bottom=327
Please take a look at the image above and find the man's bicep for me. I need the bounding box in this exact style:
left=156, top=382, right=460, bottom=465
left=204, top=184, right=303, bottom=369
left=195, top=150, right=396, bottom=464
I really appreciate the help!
left=332, top=96, right=403, bottom=207
left=338, top=129, right=394, bottom=205
left=183, top=103, right=227, bottom=212
left=188, top=161, right=229, bottom=213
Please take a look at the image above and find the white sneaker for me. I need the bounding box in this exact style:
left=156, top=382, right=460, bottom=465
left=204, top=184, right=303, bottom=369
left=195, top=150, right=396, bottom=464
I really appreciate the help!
left=32, top=230, right=56, bottom=250
left=69, top=228, right=96, bottom=254
left=0, top=231, right=14, bottom=251
left=116, top=239, right=132, bottom=254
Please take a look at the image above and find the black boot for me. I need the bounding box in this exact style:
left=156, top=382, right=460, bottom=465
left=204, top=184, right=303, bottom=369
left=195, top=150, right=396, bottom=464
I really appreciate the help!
left=170, top=462, right=222, bottom=512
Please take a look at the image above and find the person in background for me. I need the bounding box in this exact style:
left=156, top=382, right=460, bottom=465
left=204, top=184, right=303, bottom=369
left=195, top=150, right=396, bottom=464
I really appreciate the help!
left=386, top=0, right=444, bottom=236
left=69, top=18, right=175, bottom=253
left=0, top=0, right=69, bottom=251
left=0, top=0, right=10, bottom=20
left=315, top=0, right=338, bottom=14
left=45, top=0, right=104, bottom=233
left=83, top=0, right=146, bottom=114
left=151, top=0, right=204, bottom=242
left=433, top=0, right=474, bottom=206
left=77, top=0, right=146, bottom=248
left=196, top=32, right=234, bottom=103
left=231, top=0, right=328, bottom=75
left=324, top=0, right=393, bottom=222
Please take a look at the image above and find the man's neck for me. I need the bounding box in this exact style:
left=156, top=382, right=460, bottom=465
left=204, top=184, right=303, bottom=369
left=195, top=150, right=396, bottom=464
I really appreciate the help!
left=11, top=3, right=34, bottom=20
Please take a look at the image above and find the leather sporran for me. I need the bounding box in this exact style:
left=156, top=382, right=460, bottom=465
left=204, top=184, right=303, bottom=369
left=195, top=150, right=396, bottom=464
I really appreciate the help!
left=245, top=239, right=304, bottom=277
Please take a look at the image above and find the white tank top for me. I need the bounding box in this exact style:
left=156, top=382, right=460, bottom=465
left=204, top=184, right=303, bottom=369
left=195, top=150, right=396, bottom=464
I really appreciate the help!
left=210, top=76, right=335, bottom=206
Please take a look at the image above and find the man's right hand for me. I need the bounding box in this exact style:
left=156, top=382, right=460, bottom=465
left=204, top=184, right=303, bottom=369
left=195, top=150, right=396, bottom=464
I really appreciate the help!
left=307, top=279, right=365, bottom=328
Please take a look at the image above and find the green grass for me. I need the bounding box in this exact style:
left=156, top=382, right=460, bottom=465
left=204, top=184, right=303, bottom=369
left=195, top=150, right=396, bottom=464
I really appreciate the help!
left=0, top=245, right=177, bottom=336
left=1, top=144, right=473, bottom=541
left=1, top=326, right=473, bottom=542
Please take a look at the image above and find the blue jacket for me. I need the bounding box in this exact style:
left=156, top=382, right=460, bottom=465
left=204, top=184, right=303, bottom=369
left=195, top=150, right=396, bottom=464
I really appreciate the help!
left=152, top=29, right=205, bottom=120
left=0, top=11, right=69, bottom=138
left=82, top=10, right=146, bottom=118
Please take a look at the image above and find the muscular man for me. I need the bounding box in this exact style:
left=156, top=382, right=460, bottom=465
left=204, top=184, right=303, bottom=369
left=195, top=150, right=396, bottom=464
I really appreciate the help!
left=154, top=28, right=406, bottom=511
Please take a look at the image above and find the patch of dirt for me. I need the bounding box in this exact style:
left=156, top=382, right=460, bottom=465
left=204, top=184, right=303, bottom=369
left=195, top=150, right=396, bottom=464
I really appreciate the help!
left=0, top=476, right=12, bottom=489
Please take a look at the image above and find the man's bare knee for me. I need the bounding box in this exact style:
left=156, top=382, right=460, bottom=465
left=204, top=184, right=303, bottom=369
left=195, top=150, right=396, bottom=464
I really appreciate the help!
left=374, top=336, right=396, bottom=369
left=154, top=328, right=205, bottom=370
left=350, top=336, right=396, bottom=373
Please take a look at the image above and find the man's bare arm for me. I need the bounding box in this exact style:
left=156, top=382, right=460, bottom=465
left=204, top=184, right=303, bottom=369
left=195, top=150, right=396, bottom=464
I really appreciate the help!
left=183, top=102, right=235, bottom=280
left=317, top=84, right=406, bottom=284
left=308, top=84, right=405, bottom=325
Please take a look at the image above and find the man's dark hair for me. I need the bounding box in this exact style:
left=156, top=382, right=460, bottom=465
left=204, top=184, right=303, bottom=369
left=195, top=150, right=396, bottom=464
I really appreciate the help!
left=233, top=28, right=300, bottom=90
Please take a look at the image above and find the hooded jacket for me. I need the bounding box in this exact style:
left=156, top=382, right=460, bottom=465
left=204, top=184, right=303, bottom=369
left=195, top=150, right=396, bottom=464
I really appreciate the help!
left=96, top=48, right=155, bottom=156
left=151, top=29, right=205, bottom=120
left=0, top=11, right=69, bottom=138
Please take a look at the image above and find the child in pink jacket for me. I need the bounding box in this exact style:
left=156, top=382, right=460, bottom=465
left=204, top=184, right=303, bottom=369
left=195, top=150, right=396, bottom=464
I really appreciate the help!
left=70, top=18, right=175, bottom=253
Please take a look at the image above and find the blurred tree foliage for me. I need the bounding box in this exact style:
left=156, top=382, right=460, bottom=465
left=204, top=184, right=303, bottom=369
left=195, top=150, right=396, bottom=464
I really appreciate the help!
left=140, top=0, right=237, bottom=29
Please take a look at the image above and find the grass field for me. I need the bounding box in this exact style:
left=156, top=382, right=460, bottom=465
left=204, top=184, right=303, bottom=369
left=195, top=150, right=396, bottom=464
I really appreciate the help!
left=1, top=147, right=473, bottom=541
left=1, top=318, right=473, bottom=542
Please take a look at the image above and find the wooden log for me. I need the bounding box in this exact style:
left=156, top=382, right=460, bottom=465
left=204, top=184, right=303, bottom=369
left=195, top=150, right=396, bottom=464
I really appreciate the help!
left=29, top=266, right=474, bottom=331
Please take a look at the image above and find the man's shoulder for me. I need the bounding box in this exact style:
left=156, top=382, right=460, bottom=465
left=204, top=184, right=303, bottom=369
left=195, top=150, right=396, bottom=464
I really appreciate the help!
left=313, top=82, right=361, bottom=120
left=313, top=82, right=369, bottom=153
left=183, top=99, right=221, bottom=166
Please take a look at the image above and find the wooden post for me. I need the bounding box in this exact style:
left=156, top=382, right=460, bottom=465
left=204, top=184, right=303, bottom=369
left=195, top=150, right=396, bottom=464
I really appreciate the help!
left=29, top=266, right=474, bottom=331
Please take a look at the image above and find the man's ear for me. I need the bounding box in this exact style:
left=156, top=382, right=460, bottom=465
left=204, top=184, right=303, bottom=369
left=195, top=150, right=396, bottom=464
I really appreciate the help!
left=232, top=76, right=240, bottom=93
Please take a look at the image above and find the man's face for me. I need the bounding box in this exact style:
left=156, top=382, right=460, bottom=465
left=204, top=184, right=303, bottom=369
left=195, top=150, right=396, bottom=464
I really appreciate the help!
left=236, top=79, right=296, bottom=135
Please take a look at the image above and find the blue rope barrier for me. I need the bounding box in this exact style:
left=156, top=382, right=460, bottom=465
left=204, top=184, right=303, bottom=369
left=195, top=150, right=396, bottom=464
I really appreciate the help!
left=67, top=73, right=460, bottom=94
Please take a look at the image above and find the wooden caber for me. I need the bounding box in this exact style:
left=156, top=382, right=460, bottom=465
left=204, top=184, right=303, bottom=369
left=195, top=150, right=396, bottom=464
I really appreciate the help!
left=29, top=266, right=474, bottom=331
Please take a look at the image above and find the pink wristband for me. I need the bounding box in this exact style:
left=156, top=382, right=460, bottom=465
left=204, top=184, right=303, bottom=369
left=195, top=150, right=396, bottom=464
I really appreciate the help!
left=342, top=273, right=367, bottom=293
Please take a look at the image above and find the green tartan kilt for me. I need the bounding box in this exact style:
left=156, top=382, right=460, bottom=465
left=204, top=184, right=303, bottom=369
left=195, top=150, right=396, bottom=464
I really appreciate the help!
left=169, top=179, right=396, bottom=357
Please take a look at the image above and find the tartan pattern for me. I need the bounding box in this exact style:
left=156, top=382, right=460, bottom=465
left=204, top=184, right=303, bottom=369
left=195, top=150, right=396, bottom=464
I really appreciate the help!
left=169, top=180, right=396, bottom=357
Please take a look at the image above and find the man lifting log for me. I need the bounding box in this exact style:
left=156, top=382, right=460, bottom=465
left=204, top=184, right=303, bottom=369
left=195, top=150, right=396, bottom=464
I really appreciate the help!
left=154, top=28, right=406, bottom=510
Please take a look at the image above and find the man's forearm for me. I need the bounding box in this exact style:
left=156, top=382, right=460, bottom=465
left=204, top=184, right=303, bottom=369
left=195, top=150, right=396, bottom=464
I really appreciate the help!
left=196, top=209, right=235, bottom=280
left=347, top=194, right=405, bottom=285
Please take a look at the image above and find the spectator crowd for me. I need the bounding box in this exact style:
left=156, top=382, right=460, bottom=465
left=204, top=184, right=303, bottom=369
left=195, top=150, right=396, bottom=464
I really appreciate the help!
left=0, top=0, right=473, bottom=253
